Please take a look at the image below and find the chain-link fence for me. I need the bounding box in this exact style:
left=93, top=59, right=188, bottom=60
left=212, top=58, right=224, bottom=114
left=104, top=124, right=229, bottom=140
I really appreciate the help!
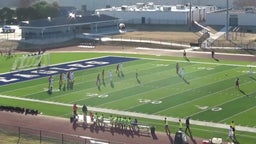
left=0, top=123, right=123, bottom=144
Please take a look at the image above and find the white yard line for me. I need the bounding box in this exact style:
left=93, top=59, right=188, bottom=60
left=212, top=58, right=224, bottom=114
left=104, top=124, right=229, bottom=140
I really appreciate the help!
left=218, top=105, right=256, bottom=123
left=1, top=94, right=255, bottom=133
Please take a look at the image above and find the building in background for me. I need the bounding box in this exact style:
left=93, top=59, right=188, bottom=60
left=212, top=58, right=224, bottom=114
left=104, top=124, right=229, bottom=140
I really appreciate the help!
left=2, top=0, right=236, bottom=11
left=19, top=14, right=119, bottom=40
left=95, top=2, right=216, bottom=25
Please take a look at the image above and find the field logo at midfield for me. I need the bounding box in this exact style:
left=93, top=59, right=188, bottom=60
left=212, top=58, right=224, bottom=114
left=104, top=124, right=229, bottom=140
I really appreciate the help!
left=138, top=99, right=162, bottom=104
left=0, top=56, right=138, bottom=86
left=197, top=67, right=214, bottom=70
left=196, top=105, right=222, bottom=112
left=87, top=93, right=109, bottom=98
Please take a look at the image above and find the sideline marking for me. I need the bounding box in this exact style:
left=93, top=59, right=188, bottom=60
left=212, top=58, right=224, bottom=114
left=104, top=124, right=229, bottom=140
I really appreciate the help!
left=0, top=94, right=255, bottom=133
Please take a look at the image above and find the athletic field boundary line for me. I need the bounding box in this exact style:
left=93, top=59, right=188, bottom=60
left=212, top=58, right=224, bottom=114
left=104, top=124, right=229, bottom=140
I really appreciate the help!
left=0, top=94, right=255, bottom=133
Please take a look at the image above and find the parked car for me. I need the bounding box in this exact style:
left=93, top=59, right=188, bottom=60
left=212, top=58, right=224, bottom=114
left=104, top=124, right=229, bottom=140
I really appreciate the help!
left=2, top=25, right=15, bottom=33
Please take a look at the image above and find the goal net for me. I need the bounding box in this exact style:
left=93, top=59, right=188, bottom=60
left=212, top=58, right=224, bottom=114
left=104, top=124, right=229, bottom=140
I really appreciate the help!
left=11, top=53, right=50, bottom=71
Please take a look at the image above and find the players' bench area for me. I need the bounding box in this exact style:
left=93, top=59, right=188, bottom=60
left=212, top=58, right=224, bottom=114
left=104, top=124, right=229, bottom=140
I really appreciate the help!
left=70, top=113, right=153, bottom=136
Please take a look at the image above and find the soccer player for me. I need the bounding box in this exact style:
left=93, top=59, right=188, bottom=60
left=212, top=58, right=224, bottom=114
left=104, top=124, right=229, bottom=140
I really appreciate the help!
left=164, top=117, right=171, bottom=135
left=62, top=72, right=67, bottom=91
left=70, top=71, right=74, bottom=90
left=67, top=71, right=71, bottom=90
left=109, top=70, right=113, bottom=82
left=96, top=73, right=101, bottom=87
left=180, top=68, right=185, bottom=79
left=235, top=78, right=239, bottom=89
left=176, top=62, right=179, bottom=74
left=102, top=69, right=105, bottom=85
left=116, top=63, right=120, bottom=77
left=120, top=63, right=124, bottom=77
left=48, top=75, right=54, bottom=93
left=249, top=67, right=253, bottom=76
left=59, top=73, right=63, bottom=90
left=136, top=69, right=139, bottom=80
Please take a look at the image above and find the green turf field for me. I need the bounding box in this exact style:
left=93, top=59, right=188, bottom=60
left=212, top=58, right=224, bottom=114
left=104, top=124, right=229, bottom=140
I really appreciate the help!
left=0, top=52, right=256, bottom=143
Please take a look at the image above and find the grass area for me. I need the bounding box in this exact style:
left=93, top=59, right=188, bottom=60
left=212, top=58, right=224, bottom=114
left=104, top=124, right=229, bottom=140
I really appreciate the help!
left=0, top=52, right=256, bottom=143
left=112, top=24, right=199, bottom=44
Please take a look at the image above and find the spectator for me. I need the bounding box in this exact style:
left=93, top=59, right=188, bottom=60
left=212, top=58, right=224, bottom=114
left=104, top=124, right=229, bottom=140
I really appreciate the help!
left=185, top=117, right=192, bottom=137
left=164, top=117, right=171, bottom=135
left=73, top=104, right=78, bottom=117
left=178, top=119, right=183, bottom=131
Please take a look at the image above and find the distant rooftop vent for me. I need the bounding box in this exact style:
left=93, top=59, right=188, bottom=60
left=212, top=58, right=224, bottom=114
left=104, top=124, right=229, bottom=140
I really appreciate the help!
left=136, top=3, right=144, bottom=9
left=244, top=7, right=255, bottom=13
left=176, top=4, right=185, bottom=10
left=162, top=6, right=172, bottom=11
left=121, top=5, right=128, bottom=11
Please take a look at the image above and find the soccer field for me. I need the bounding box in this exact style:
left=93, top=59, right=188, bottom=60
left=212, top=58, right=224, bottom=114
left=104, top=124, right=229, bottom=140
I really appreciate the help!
left=0, top=52, right=256, bottom=143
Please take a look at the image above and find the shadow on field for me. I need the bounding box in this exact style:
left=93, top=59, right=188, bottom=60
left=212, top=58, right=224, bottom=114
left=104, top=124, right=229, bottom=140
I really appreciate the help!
left=249, top=76, right=256, bottom=81
left=167, top=135, right=174, bottom=144
left=183, top=78, right=190, bottom=84
left=239, top=89, right=249, bottom=97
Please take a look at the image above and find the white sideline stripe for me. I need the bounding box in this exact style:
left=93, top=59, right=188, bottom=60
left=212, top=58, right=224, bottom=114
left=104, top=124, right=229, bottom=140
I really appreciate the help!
left=136, top=47, right=256, bottom=57
left=138, top=56, right=256, bottom=68
left=1, top=94, right=256, bottom=133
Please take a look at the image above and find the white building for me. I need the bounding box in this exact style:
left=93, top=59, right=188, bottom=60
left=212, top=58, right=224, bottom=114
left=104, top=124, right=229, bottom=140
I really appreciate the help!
left=206, top=10, right=256, bottom=26
left=52, top=0, right=235, bottom=11
left=95, top=3, right=216, bottom=25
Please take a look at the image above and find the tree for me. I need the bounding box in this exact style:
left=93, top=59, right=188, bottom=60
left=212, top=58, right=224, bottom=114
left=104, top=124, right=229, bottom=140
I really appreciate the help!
left=0, top=7, right=15, bottom=24
left=16, top=1, right=59, bottom=21
left=18, top=0, right=37, bottom=8
left=32, top=1, right=59, bottom=19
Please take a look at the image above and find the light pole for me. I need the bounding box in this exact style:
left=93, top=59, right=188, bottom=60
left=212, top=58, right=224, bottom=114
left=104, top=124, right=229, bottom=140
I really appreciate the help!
left=226, top=0, right=229, bottom=40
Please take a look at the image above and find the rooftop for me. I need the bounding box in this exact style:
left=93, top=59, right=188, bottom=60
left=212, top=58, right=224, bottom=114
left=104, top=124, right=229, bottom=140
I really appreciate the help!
left=96, top=2, right=207, bottom=12
left=20, top=14, right=118, bottom=28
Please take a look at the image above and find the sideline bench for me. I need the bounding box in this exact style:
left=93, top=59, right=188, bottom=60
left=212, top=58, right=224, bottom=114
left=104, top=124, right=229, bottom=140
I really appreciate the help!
left=137, top=124, right=151, bottom=135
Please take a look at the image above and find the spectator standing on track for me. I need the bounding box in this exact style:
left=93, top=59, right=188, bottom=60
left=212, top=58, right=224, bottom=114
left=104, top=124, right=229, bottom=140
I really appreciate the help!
left=73, top=103, right=78, bottom=117
left=235, top=78, right=239, bottom=89
left=185, top=117, right=192, bottom=137
left=227, top=125, right=235, bottom=142
left=183, top=50, right=186, bottom=58
left=164, top=117, right=171, bottom=135
left=211, top=50, right=215, bottom=58
left=178, top=119, right=183, bottom=131
left=230, top=121, right=238, bottom=143
left=82, top=104, right=88, bottom=122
